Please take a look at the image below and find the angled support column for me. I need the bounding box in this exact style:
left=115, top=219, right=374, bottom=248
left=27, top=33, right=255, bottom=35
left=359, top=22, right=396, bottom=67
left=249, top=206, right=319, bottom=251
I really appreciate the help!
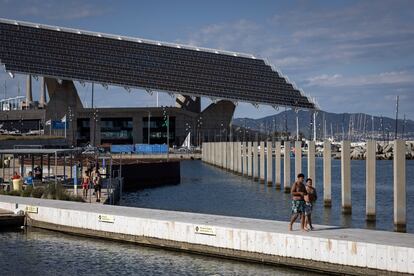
left=394, top=140, right=406, bottom=232
left=266, top=141, right=273, bottom=186
left=341, top=140, right=352, bottom=214
left=275, top=141, right=281, bottom=189
left=253, top=141, right=259, bottom=181
left=260, top=141, right=265, bottom=183
left=307, top=141, right=316, bottom=186
left=366, top=140, right=376, bottom=221
left=284, top=141, right=291, bottom=193
left=323, top=140, right=332, bottom=207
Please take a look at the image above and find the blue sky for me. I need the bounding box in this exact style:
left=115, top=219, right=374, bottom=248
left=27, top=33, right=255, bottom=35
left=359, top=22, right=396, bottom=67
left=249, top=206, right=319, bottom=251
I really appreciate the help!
left=1, top=0, right=413, bottom=119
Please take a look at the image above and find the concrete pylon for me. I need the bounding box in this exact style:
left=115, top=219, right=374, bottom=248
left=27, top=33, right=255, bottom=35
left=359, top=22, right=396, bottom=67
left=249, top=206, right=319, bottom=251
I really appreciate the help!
left=366, top=140, right=376, bottom=221
left=247, top=142, right=252, bottom=177
left=253, top=141, right=259, bottom=181
left=26, top=74, right=33, bottom=104
left=266, top=141, right=273, bottom=186
left=39, top=77, right=47, bottom=108
left=284, top=141, right=291, bottom=193
left=227, top=142, right=234, bottom=172
left=275, top=141, right=281, bottom=189
left=294, top=141, right=302, bottom=177
left=237, top=142, right=242, bottom=174
left=307, top=141, right=315, bottom=187
left=341, top=140, right=352, bottom=214
left=243, top=141, right=248, bottom=176
left=323, top=140, right=332, bottom=207
left=259, top=141, right=265, bottom=183
left=393, top=140, right=406, bottom=232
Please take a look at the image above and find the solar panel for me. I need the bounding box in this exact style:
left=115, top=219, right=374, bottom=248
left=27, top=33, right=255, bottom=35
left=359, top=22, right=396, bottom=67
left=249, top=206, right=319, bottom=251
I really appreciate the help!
left=0, top=18, right=315, bottom=109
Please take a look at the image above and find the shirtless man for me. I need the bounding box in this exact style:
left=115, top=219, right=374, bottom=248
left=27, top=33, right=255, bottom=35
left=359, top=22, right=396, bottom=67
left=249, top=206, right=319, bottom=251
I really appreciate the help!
left=288, top=173, right=307, bottom=231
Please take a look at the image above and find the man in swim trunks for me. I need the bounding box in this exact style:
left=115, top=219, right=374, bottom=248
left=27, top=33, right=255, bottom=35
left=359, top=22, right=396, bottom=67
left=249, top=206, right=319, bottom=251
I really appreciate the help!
left=288, top=173, right=307, bottom=231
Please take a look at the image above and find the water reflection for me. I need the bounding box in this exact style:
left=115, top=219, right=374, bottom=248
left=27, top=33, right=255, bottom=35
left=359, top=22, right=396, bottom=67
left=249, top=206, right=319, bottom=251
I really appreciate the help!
left=122, top=159, right=413, bottom=233
left=0, top=228, right=322, bottom=276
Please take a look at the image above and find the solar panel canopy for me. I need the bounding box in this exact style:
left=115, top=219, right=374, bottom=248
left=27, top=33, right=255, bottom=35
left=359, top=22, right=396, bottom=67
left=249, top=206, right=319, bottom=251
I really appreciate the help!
left=0, top=18, right=315, bottom=109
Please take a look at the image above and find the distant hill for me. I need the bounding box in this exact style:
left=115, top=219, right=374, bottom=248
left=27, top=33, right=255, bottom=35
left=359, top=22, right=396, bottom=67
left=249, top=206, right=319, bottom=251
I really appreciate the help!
left=233, top=110, right=414, bottom=139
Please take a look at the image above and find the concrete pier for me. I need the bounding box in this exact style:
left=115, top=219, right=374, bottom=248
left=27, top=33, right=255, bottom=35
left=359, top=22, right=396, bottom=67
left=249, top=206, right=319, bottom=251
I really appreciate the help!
left=323, top=140, right=332, bottom=207
left=341, top=141, right=352, bottom=214
left=275, top=142, right=281, bottom=189
left=307, top=141, right=315, bottom=187
left=247, top=142, right=252, bottom=177
left=394, top=140, right=406, bottom=232
left=259, top=141, right=265, bottom=183
left=294, top=141, right=302, bottom=177
left=252, top=141, right=258, bottom=181
left=366, top=140, right=376, bottom=221
left=1, top=196, right=412, bottom=274
left=266, top=141, right=273, bottom=186
left=283, top=141, right=291, bottom=193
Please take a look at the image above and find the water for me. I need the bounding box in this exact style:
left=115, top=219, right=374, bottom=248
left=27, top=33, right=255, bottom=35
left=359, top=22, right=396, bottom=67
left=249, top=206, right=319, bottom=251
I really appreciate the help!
left=0, top=228, right=319, bottom=275
left=122, top=159, right=414, bottom=233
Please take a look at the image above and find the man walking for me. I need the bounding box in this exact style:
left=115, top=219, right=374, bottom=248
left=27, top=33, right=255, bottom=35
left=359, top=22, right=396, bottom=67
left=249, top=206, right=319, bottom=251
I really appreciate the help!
left=288, top=173, right=307, bottom=231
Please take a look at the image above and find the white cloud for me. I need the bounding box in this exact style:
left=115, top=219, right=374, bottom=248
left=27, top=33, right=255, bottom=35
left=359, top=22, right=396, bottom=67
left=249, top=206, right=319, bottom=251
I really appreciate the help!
left=306, top=71, right=414, bottom=87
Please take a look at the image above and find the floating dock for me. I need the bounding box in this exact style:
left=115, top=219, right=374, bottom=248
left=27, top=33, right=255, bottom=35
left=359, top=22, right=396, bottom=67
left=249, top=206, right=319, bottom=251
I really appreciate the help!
left=0, top=207, right=25, bottom=228
left=0, top=195, right=412, bottom=275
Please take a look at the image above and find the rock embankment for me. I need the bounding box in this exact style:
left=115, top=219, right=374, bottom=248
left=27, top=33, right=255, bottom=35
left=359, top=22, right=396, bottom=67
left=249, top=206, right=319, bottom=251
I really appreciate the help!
left=347, top=141, right=414, bottom=160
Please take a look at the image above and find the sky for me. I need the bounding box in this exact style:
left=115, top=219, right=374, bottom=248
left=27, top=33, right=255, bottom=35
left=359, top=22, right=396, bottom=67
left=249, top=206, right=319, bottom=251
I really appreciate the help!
left=0, top=0, right=413, bottom=120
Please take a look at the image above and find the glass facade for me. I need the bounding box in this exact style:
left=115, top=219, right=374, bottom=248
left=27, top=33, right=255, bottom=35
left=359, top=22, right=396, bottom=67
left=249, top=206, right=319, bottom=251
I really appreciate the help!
left=143, top=116, right=175, bottom=145
left=100, top=117, right=133, bottom=144
left=76, top=118, right=90, bottom=145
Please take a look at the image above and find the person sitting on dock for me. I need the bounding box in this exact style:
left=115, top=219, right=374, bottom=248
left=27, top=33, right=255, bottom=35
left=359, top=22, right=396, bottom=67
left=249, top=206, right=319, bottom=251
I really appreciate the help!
left=23, top=171, right=34, bottom=189
left=93, top=169, right=102, bottom=203
left=11, top=171, right=21, bottom=180
left=288, top=173, right=307, bottom=231
left=82, top=171, right=90, bottom=198
left=304, top=178, right=317, bottom=231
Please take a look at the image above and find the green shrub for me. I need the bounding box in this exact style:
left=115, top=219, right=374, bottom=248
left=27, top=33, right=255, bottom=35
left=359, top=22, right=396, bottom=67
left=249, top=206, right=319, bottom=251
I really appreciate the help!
left=21, top=186, right=33, bottom=197
left=8, top=190, right=21, bottom=196
left=69, top=195, right=85, bottom=202
left=31, top=186, right=45, bottom=198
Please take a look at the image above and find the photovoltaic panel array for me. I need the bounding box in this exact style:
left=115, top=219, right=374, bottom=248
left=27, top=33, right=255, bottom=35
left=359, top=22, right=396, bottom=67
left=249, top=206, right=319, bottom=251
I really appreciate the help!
left=0, top=18, right=315, bottom=109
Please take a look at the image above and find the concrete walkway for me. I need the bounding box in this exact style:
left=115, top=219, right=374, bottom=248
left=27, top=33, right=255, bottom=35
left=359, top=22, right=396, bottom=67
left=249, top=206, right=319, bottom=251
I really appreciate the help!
left=0, top=195, right=412, bottom=274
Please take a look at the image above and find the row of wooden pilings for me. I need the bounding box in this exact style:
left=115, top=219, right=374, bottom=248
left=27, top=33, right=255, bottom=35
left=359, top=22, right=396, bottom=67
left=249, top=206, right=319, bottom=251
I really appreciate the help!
left=201, top=140, right=407, bottom=232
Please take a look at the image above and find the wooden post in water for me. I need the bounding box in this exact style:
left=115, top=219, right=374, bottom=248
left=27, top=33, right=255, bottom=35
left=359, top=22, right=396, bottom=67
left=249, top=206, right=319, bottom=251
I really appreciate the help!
left=260, top=141, right=265, bottom=183
left=366, top=140, right=376, bottom=221
left=253, top=141, right=259, bottom=181
left=284, top=141, right=291, bottom=193
left=341, top=140, right=352, bottom=214
left=230, top=142, right=234, bottom=171
left=266, top=141, right=273, bottom=186
left=294, top=141, right=302, bottom=177
left=323, top=140, right=332, bottom=207
left=275, top=141, right=281, bottom=189
left=393, top=140, right=406, bottom=232
left=307, top=141, right=315, bottom=187
left=247, top=142, right=252, bottom=177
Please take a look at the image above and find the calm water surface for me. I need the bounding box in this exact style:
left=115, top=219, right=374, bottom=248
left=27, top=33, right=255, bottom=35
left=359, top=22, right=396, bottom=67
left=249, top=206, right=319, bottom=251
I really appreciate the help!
left=122, top=159, right=414, bottom=233
left=0, top=228, right=319, bottom=276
